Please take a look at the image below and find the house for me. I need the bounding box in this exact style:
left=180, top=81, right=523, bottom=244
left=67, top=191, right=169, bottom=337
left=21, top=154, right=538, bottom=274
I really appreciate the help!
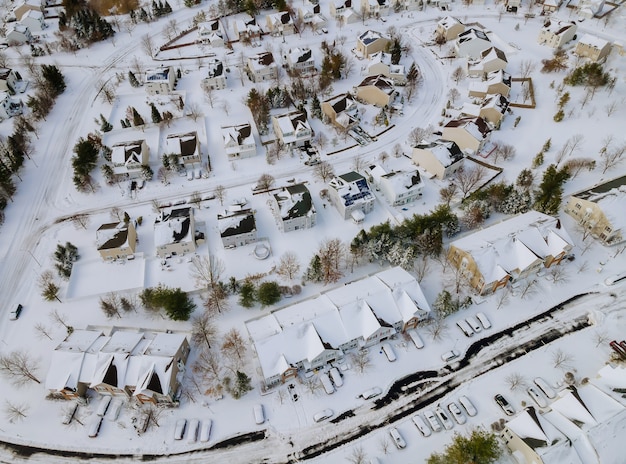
left=19, top=9, right=44, bottom=32
left=361, top=0, right=391, bottom=18
left=564, top=175, right=626, bottom=245
left=45, top=328, right=190, bottom=405
left=0, top=68, right=23, bottom=93
left=270, top=183, right=316, bottom=232
left=365, top=164, right=423, bottom=206
left=447, top=211, right=573, bottom=294
left=574, top=34, right=611, bottom=62
left=455, top=28, right=491, bottom=59
left=468, top=69, right=512, bottom=98
left=111, top=139, right=149, bottom=179
left=321, top=93, right=359, bottom=129
left=298, top=1, right=327, bottom=30
left=330, top=0, right=360, bottom=24
left=222, top=123, right=256, bottom=160
left=328, top=171, right=375, bottom=221
left=542, top=0, right=562, bottom=15
left=266, top=12, right=295, bottom=36
left=577, top=0, right=604, bottom=19
left=0, top=92, right=23, bottom=120
left=537, top=19, right=577, bottom=48
left=196, top=20, right=224, bottom=47
left=165, top=132, right=201, bottom=167
left=356, top=30, right=391, bottom=59
left=284, top=47, right=315, bottom=75
left=203, top=58, right=226, bottom=90
left=436, top=16, right=465, bottom=42
left=504, top=0, right=521, bottom=12
left=412, top=139, right=464, bottom=179
left=395, top=0, right=422, bottom=11
left=461, top=93, right=509, bottom=128
left=467, top=47, right=508, bottom=78
left=246, top=266, right=430, bottom=387
left=355, top=74, right=396, bottom=107
left=247, top=52, right=278, bottom=83
left=441, top=116, right=492, bottom=155
left=233, top=15, right=261, bottom=42
left=367, top=51, right=406, bottom=85
left=551, top=385, right=625, bottom=431
left=11, top=0, right=42, bottom=21
left=4, top=24, right=33, bottom=45
left=145, top=66, right=176, bottom=95
left=218, top=208, right=257, bottom=248
left=272, top=111, right=313, bottom=148
left=154, top=207, right=196, bottom=258
left=96, top=221, right=137, bottom=260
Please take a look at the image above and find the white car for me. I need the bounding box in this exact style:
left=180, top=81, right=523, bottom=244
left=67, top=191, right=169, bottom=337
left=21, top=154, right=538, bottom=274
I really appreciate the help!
left=359, top=387, right=382, bottom=400
left=407, top=329, right=425, bottom=349
left=476, top=312, right=492, bottom=329
left=527, top=386, right=548, bottom=408
left=465, top=316, right=482, bottom=333
left=88, top=417, right=103, bottom=438
left=459, top=395, right=477, bottom=417
left=441, top=350, right=460, bottom=362
left=389, top=427, right=406, bottom=449
left=313, top=409, right=334, bottom=423
left=534, top=377, right=556, bottom=399
left=412, top=414, right=432, bottom=437
left=329, top=367, right=343, bottom=387
left=382, top=343, right=397, bottom=362
left=447, top=402, right=467, bottom=425
left=424, top=409, right=442, bottom=432
left=456, top=319, right=474, bottom=337
left=253, top=404, right=265, bottom=424
left=435, top=407, right=454, bottom=430
left=199, top=419, right=212, bottom=442
left=174, top=419, right=187, bottom=440
left=186, top=419, right=199, bottom=444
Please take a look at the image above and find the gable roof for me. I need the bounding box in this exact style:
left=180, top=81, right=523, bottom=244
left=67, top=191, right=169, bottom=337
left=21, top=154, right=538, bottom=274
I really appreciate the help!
left=218, top=209, right=256, bottom=237
left=96, top=222, right=132, bottom=251
left=416, top=139, right=464, bottom=167
left=154, top=207, right=193, bottom=246
left=273, top=183, right=315, bottom=221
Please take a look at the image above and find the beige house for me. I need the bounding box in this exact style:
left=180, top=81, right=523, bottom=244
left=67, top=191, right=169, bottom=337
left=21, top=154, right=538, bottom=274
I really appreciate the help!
left=154, top=207, right=196, bottom=258
left=395, top=0, right=422, bottom=10
left=96, top=221, right=137, bottom=260
left=11, top=0, right=42, bottom=21
left=442, top=116, right=491, bottom=154
left=45, top=329, right=190, bottom=405
left=542, top=0, right=563, bottom=14
left=461, top=93, right=509, bottom=128
left=468, top=69, right=511, bottom=98
left=537, top=19, right=577, bottom=48
left=330, top=0, right=360, bottom=24
left=284, top=47, right=315, bottom=75
left=564, top=175, right=626, bottom=245
left=203, top=58, right=226, bottom=90
left=356, top=30, right=390, bottom=58
left=467, top=47, right=508, bottom=78
left=145, top=66, right=176, bottom=95
left=361, top=0, right=391, bottom=18
left=266, top=12, right=295, bottom=36
left=574, top=34, right=611, bottom=62
left=322, top=93, right=359, bottom=129
left=111, top=139, right=149, bottom=179
left=222, top=123, right=256, bottom=159
left=367, top=51, right=406, bottom=85
left=272, top=111, right=313, bottom=148
left=165, top=131, right=201, bottom=166
left=447, top=211, right=573, bottom=295
left=411, top=139, right=464, bottom=180
left=355, top=74, right=396, bottom=107
left=247, top=52, right=278, bottom=83
left=218, top=209, right=257, bottom=248
left=270, top=183, right=316, bottom=232
left=436, top=16, right=465, bottom=42
left=0, top=91, right=23, bottom=120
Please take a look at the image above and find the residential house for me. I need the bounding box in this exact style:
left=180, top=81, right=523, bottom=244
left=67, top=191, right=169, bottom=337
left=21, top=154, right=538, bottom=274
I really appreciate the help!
left=395, top=0, right=422, bottom=11
left=447, top=211, right=573, bottom=294
left=441, top=116, right=492, bottom=154
left=45, top=328, right=190, bottom=405
left=233, top=15, right=261, bottom=42
left=361, top=0, right=391, bottom=18
left=196, top=20, right=224, bottom=47
left=4, top=24, right=32, bottom=45
left=577, top=0, right=604, bottom=19
left=96, top=221, right=137, bottom=260
left=11, top=0, right=42, bottom=21
left=222, top=123, right=256, bottom=160
left=367, top=51, right=406, bottom=85
left=165, top=131, right=201, bottom=167
left=355, top=74, right=396, bottom=107
left=356, top=30, right=391, bottom=59
left=154, top=207, right=196, bottom=258
left=436, top=16, right=465, bottom=42
left=330, top=0, right=360, bottom=24
left=542, top=0, right=562, bottom=15
left=321, top=93, right=360, bottom=129
left=564, top=175, right=626, bottom=245
left=0, top=68, right=23, bottom=93
left=246, top=266, right=430, bottom=387
left=455, top=28, right=491, bottom=59
left=203, top=58, right=226, bottom=90
left=284, top=47, right=315, bottom=75
left=270, top=183, right=316, bottom=232
left=504, top=0, right=521, bottom=11
left=574, top=34, right=611, bottom=62
left=365, top=164, right=423, bottom=206
left=467, top=47, right=508, bottom=78
left=145, top=66, right=176, bottom=95
left=551, top=385, right=625, bottom=432
left=468, top=69, right=512, bottom=98
left=247, top=52, right=278, bottom=83
left=111, top=139, right=149, bottom=179
left=19, top=9, right=44, bottom=32
left=328, top=171, right=375, bottom=221
left=272, top=111, right=313, bottom=148
left=461, top=93, right=509, bottom=128
left=411, top=139, right=464, bottom=179
left=0, top=91, right=22, bottom=120
left=298, top=1, right=327, bottom=30
left=266, top=12, right=296, bottom=36
left=537, top=19, right=577, bottom=48
left=218, top=208, right=257, bottom=248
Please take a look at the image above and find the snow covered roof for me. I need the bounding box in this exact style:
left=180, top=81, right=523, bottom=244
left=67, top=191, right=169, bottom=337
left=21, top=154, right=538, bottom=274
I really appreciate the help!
left=274, top=111, right=311, bottom=138
left=217, top=209, right=256, bottom=237
left=457, top=27, right=489, bottom=44
left=206, top=58, right=224, bottom=78
left=165, top=132, right=198, bottom=157
left=96, top=221, right=132, bottom=251
left=368, top=164, right=422, bottom=197
left=506, top=406, right=567, bottom=453
left=574, top=180, right=626, bottom=236
left=415, top=139, right=464, bottom=167
left=357, top=74, right=395, bottom=94
left=146, top=66, right=172, bottom=82
left=287, top=47, right=313, bottom=65
left=222, top=123, right=253, bottom=150
left=577, top=33, right=609, bottom=50
left=444, top=116, right=492, bottom=140
left=273, top=183, right=315, bottom=221
left=541, top=19, right=577, bottom=35
left=154, top=207, right=193, bottom=247
left=358, top=30, right=387, bottom=45
left=552, top=385, right=624, bottom=426
left=437, top=15, right=462, bottom=30
left=329, top=171, right=375, bottom=207
left=248, top=52, right=276, bottom=71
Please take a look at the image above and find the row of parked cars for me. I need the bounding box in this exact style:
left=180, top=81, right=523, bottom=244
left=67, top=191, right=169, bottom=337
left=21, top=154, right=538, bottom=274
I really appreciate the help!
left=319, top=366, right=344, bottom=394
left=494, top=377, right=557, bottom=416
left=456, top=312, right=491, bottom=338
left=174, top=419, right=213, bottom=443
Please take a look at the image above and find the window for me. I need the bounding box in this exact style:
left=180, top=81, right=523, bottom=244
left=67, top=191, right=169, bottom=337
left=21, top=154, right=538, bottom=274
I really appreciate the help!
left=575, top=203, right=581, bottom=209
left=605, top=226, right=612, bottom=232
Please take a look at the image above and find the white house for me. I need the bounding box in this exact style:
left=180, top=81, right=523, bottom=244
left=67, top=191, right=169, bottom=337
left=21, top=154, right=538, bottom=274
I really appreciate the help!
left=365, top=164, right=423, bottom=206
left=4, top=24, right=32, bottom=45
left=272, top=111, right=313, bottom=148
left=0, top=91, right=22, bottom=120
left=203, top=58, right=226, bottom=90
left=467, top=47, right=508, bottom=78
left=577, top=0, right=604, bottom=18
left=0, top=68, right=23, bottom=93
left=367, top=51, right=406, bottom=85
left=330, top=0, right=360, bottom=24
left=468, top=69, right=512, bottom=98
left=575, top=34, right=611, bottom=62
left=537, top=19, right=577, bottom=48
left=247, top=52, right=278, bottom=83
left=196, top=20, right=224, bottom=47
left=270, top=183, right=316, bottom=232
left=361, top=0, right=391, bottom=18
left=18, top=9, right=44, bottom=32
left=298, top=1, right=327, bottom=30
left=110, top=139, right=149, bottom=179
left=266, top=12, right=295, bottom=36
left=455, top=28, right=491, bottom=59
left=284, top=47, right=315, bottom=75
left=233, top=15, right=261, bottom=42
left=145, top=66, right=176, bottom=95
left=222, top=123, right=256, bottom=160
left=154, top=207, right=197, bottom=258
left=328, top=171, right=375, bottom=221
left=218, top=208, right=257, bottom=248
left=165, top=132, right=201, bottom=166
left=412, top=139, right=464, bottom=179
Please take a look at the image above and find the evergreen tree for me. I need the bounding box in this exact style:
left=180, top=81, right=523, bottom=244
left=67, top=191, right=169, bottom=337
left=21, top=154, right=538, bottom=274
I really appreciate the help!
left=533, top=164, right=570, bottom=215
left=310, top=94, right=322, bottom=119
left=99, top=114, right=113, bottom=132
left=131, top=107, right=144, bottom=126
left=233, top=371, right=253, bottom=398
left=128, top=70, right=140, bottom=88
left=163, top=1, right=172, bottom=13
left=257, top=281, right=281, bottom=306
left=101, top=164, right=115, bottom=185
left=238, top=281, right=256, bottom=308
left=71, top=137, right=99, bottom=191
left=40, top=64, right=66, bottom=97
left=305, top=254, right=322, bottom=282
left=150, top=103, right=162, bottom=123
left=141, top=285, right=196, bottom=321
left=389, top=38, right=402, bottom=65
left=141, top=165, right=153, bottom=181
left=427, top=429, right=501, bottom=464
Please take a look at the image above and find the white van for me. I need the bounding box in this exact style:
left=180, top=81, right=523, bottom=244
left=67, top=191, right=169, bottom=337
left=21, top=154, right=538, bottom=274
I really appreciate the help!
left=329, top=367, right=343, bottom=387
left=382, top=343, right=397, bottom=362
left=186, top=419, right=199, bottom=444
left=359, top=387, right=382, bottom=400
left=407, top=329, right=424, bottom=349
left=96, top=396, right=112, bottom=417
left=88, top=417, right=103, bottom=438
left=456, top=320, right=474, bottom=337
left=199, top=419, right=212, bottom=442
left=320, top=372, right=335, bottom=395
left=476, top=312, right=492, bottom=330
left=412, top=414, right=432, bottom=437
left=253, top=404, right=265, bottom=424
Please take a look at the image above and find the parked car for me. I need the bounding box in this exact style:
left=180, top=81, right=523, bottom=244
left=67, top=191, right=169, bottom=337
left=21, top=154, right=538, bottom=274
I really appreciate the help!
left=411, top=415, right=432, bottom=437
left=465, top=316, right=482, bottom=333
left=435, top=407, right=454, bottom=430
left=320, top=372, right=335, bottom=395
left=424, top=409, right=442, bottom=432
left=199, top=419, right=212, bottom=442
left=186, top=419, right=199, bottom=444
left=9, top=303, right=23, bottom=320
left=456, top=319, right=474, bottom=337
left=527, top=386, right=548, bottom=408
left=359, top=387, right=382, bottom=400
left=313, top=409, right=334, bottom=423
left=459, top=395, right=477, bottom=417
left=407, top=329, right=425, bottom=349
left=329, top=367, right=343, bottom=387
left=610, top=340, right=626, bottom=359
left=253, top=404, right=265, bottom=424
left=441, top=350, right=460, bottom=362
left=88, top=416, right=103, bottom=438
left=389, top=427, right=406, bottom=449
left=476, top=312, right=492, bottom=329
left=174, top=419, right=187, bottom=440
left=447, top=402, right=467, bottom=425
left=96, top=396, right=112, bottom=417
left=494, top=394, right=515, bottom=416
left=382, top=343, right=397, bottom=362
left=533, top=377, right=556, bottom=399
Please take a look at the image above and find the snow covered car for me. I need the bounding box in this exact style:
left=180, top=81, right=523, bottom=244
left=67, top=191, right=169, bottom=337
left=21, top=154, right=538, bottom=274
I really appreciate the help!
left=412, top=414, right=432, bottom=437
left=174, top=419, right=187, bottom=440
left=527, top=386, right=548, bottom=408
left=435, top=407, right=454, bottom=430
left=389, top=427, right=406, bottom=449
left=441, top=350, right=460, bottom=362
left=382, top=343, right=397, bottom=362
left=407, top=329, right=425, bottom=349
left=199, top=419, right=212, bottom=442
left=424, top=409, right=442, bottom=432
left=447, top=402, right=467, bottom=425
left=186, top=419, right=199, bottom=444
left=253, top=404, right=265, bottom=424
left=313, top=409, right=334, bottom=423
left=476, top=312, right=492, bottom=329
left=358, top=387, right=382, bottom=400
left=459, top=395, right=477, bottom=417
left=465, top=316, right=482, bottom=333
left=533, top=377, right=556, bottom=399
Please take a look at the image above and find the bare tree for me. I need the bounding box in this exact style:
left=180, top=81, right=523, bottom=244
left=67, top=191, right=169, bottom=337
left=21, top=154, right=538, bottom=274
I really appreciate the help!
left=71, top=214, right=89, bottom=230
left=313, top=161, right=335, bottom=183
left=548, top=266, right=568, bottom=284
left=593, top=330, right=609, bottom=348
left=347, top=446, right=368, bottom=464
left=318, top=238, right=345, bottom=284
left=140, top=34, right=155, bottom=58
left=605, top=101, right=618, bottom=117
left=439, top=183, right=458, bottom=206
left=4, top=401, right=29, bottom=423
left=186, top=102, right=202, bottom=121
left=191, top=312, right=218, bottom=349
left=350, top=350, right=372, bottom=374
left=519, top=279, right=538, bottom=299
left=426, top=318, right=449, bottom=341
left=221, top=329, right=247, bottom=365
left=0, top=351, right=41, bottom=385
left=555, top=135, right=584, bottom=166
left=552, top=348, right=574, bottom=370
left=201, top=80, right=218, bottom=108
left=34, top=323, right=53, bottom=340
left=454, top=165, right=486, bottom=198
left=451, top=66, right=465, bottom=83
left=352, top=155, right=367, bottom=173
left=193, top=347, right=222, bottom=383
left=393, top=143, right=403, bottom=158
left=505, top=373, right=528, bottom=392
left=519, top=59, right=536, bottom=78
left=448, top=88, right=460, bottom=104
left=414, top=255, right=430, bottom=283
left=255, top=173, right=275, bottom=191
left=49, top=309, right=72, bottom=333
left=143, top=405, right=164, bottom=429
left=190, top=255, right=224, bottom=290
left=407, top=125, right=433, bottom=147
left=214, top=185, right=226, bottom=205
left=492, top=144, right=516, bottom=163
left=378, top=436, right=391, bottom=455
left=496, top=288, right=511, bottom=310
left=276, top=251, right=301, bottom=281
left=100, top=293, right=122, bottom=318
left=301, top=377, right=322, bottom=395
left=38, top=270, right=61, bottom=303
left=599, top=142, right=625, bottom=174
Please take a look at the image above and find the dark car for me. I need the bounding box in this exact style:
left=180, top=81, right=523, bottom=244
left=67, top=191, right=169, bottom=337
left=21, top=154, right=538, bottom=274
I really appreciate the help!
left=494, top=394, right=515, bottom=416
left=9, top=304, right=23, bottom=320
